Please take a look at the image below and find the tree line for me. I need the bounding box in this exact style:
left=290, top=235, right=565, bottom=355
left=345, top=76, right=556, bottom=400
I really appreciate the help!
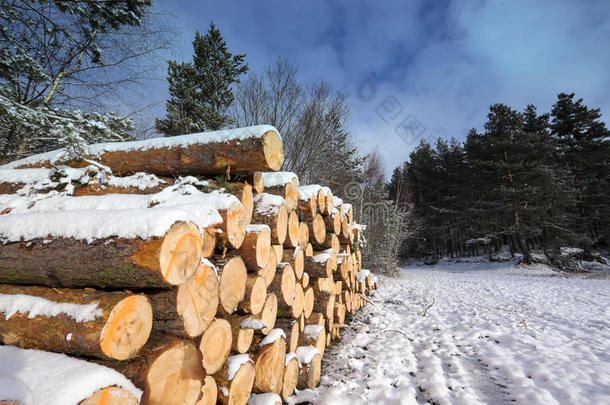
left=389, top=96, right=610, bottom=268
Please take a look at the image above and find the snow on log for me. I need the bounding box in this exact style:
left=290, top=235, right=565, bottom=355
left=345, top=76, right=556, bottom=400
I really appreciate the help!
left=0, top=220, right=204, bottom=288
left=281, top=355, right=299, bottom=400
left=295, top=346, right=322, bottom=389
left=147, top=260, right=219, bottom=338
left=0, top=285, right=152, bottom=361
left=274, top=318, right=299, bottom=353
left=304, top=254, right=333, bottom=278
left=260, top=172, right=299, bottom=211
left=214, top=354, right=255, bottom=405
left=3, top=125, right=284, bottom=176
left=0, top=346, right=141, bottom=405
left=97, top=335, right=205, bottom=405
left=299, top=324, right=326, bottom=358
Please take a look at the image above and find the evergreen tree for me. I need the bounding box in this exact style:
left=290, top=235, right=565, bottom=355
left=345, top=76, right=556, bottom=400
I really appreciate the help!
left=550, top=93, right=610, bottom=253
left=156, top=22, right=248, bottom=136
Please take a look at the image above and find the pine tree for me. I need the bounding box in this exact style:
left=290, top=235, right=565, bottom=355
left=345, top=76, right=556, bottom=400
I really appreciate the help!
left=550, top=93, right=610, bottom=253
left=156, top=22, right=248, bottom=136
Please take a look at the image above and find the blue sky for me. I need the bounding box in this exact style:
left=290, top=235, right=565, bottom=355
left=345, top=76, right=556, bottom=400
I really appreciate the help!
left=146, top=0, right=610, bottom=175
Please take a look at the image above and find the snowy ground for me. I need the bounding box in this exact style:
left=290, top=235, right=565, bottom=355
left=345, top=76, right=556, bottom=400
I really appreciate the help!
left=290, top=259, right=610, bottom=404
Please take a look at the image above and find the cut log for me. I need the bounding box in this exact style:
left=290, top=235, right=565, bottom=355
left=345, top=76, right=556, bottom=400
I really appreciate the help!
left=237, top=275, right=267, bottom=315
left=291, top=283, right=305, bottom=319
left=251, top=331, right=286, bottom=394
left=257, top=247, right=277, bottom=288
left=304, top=254, right=333, bottom=278
left=271, top=244, right=283, bottom=263
left=296, top=346, right=321, bottom=389
left=79, top=386, right=139, bottom=405
left=99, top=335, right=205, bottom=405
left=323, top=190, right=334, bottom=216
left=283, top=210, right=299, bottom=248
left=307, top=214, right=326, bottom=245
left=324, top=213, right=341, bottom=236
left=195, top=375, right=218, bottom=405
left=300, top=324, right=326, bottom=358
left=226, top=315, right=265, bottom=353
left=312, top=232, right=339, bottom=253
left=216, top=203, right=248, bottom=250
left=236, top=225, right=270, bottom=270
left=305, top=243, right=313, bottom=257
left=199, top=318, right=232, bottom=374
left=253, top=193, right=288, bottom=245
left=339, top=217, right=351, bottom=244
left=0, top=285, right=152, bottom=360
left=303, top=287, right=315, bottom=318
left=268, top=263, right=295, bottom=308
left=306, top=312, right=325, bottom=326
left=201, top=227, right=217, bottom=258
left=274, top=318, right=299, bottom=353
left=296, top=195, right=317, bottom=220
left=282, top=247, right=304, bottom=281
left=281, top=355, right=299, bottom=400
left=148, top=260, right=218, bottom=338
left=8, top=126, right=284, bottom=176
left=216, top=256, right=247, bottom=315
left=231, top=183, right=254, bottom=223
left=0, top=221, right=202, bottom=288
left=215, top=354, right=255, bottom=405
left=313, top=293, right=336, bottom=323
left=301, top=272, right=310, bottom=288
left=252, top=293, right=278, bottom=335
left=298, top=221, right=309, bottom=250
left=334, top=303, right=346, bottom=325
left=264, top=182, right=298, bottom=211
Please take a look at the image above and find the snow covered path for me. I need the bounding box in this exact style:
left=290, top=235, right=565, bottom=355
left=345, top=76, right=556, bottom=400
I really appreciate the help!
left=291, top=261, right=610, bottom=404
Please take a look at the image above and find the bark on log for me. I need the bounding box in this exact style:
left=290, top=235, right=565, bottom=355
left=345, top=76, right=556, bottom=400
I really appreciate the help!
left=98, top=335, right=205, bottom=405
left=264, top=183, right=298, bottom=212
left=274, top=318, right=299, bottom=353
left=313, top=293, right=336, bottom=324
left=296, top=195, right=317, bottom=221
left=234, top=172, right=264, bottom=194
left=199, top=318, right=232, bottom=374
left=0, top=284, right=152, bottom=360
left=148, top=260, right=218, bottom=338
left=0, top=221, right=203, bottom=288
left=10, top=127, right=284, bottom=176
left=324, top=213, right=341, bottom=236
left=304, top=255, right=333, bottom=278
left=311, top=233, right=339, bottom=253
left=214, top=355, right=255, bottom=405
left=236, top=225, right=270, bottom=270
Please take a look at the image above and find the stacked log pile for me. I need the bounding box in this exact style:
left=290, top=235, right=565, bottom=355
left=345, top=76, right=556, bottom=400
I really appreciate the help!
left=0, top=125, right=378, bottom=405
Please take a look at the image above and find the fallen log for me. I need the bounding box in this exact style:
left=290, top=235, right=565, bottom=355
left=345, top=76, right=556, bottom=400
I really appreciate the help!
left=216, top=202, right=248, bottom=250
left=311, top=232, right=339, bottom=253
left=215, top=354, right=255, bottom=405
left=4, top=125, right=284, bottom=176
left=148, top=260, right=219, bottom=338
left=233, top=172, right=264, bottom=194
left=324, top=212, right=341, bottom=235
left=0, top=221, right=203, bottom=288
left=271, top=244, right=283, bottom=263
left=225, top=315, right=264, bottom=354
left=0, top=285, right=152, bottom=360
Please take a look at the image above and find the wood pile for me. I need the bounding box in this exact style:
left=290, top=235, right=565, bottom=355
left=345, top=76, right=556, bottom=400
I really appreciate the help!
left=0, top=125, right=377, bottom=405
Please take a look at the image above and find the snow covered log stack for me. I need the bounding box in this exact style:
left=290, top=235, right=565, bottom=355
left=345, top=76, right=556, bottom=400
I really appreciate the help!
left=0, top=125, right=377, bottom=405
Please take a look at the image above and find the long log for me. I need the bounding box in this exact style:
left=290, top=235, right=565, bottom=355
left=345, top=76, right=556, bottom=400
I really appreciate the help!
left=225, top=315, right=263, bottom=354
left=98, top=335, right=205, bottom=405
left=199, top=318, right=232, bottom=374
left=148, top=260, right=218, bottom=338
left=214, top=354, right=255, bottom=405
left=5, top=126, right=284, bottom=176
left=304, top=254, right=333, bottom=278
left=252, top=193, right=288, bottom=245
left=311, top=232, right=339, bottom=253
left=233, top=171, right=264, bottom=194
left=296, top=194, right=317, bottom=221
left=251, top=330, right=286, bottom=394
left=0, top=285, right=152, bottom=360
left=0, top=221, right=203, bottom=288
left=324, top=212, right=341, bottom=235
